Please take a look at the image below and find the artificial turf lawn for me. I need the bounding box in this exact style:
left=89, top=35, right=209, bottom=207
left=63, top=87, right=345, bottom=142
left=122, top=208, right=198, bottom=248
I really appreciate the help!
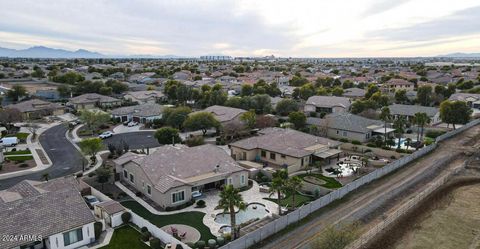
left=100, top=225, right=151, bottom=249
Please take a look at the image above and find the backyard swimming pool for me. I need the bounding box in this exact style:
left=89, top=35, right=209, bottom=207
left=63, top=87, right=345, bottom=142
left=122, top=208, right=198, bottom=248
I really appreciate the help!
left=214, top=203, right=269, bottom=226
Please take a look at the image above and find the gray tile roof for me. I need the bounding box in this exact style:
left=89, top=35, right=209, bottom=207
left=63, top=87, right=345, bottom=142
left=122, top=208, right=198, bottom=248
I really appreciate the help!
left=110, top=103, right=164, bottom=117
left=96, top=200, right=125, bottom=215
left=230, top=128, right=341, bottom=158
left=449, top=93, right=480, bottom=102
left=342, top=88, right=366, bottom=98
left=7, top=99, right=64, bottom=113
left=125, top=90, right=164, bottom=100
left=70, top=93, right=120, bottom=104
left=306, top=96, right=351, bottom=109
left=388, top=104, right=439, bottom=117
left=0, top=177, right=95, bottom=248
left=194, top=105, right=246, bottom=123
left=325, top=113, right=383, bottom=133
left=115, top=144, right=246, bottom=193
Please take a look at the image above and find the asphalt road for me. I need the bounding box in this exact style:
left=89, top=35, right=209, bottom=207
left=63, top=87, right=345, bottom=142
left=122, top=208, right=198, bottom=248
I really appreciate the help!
left=102, top=131, right=160, bottom=150
left=0, top=124, right=86, bottom=190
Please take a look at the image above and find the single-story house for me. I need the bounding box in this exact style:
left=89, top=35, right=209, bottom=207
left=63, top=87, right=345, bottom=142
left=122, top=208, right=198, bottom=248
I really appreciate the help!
left=193, top=105, right=247, bottom=126
left=123, top=91, right=166, bottom=104
left=304, top=96, right=351, bottom=115
left=69, top=93, right=121, bottom=110
left=449, top=93, right=480, bottom=110
left=0, top=177, right=96, bottom=249
left=7, top=99, right=65, bottom=119
left=388, top=104, right=441, bottom=125
left=230, top=128, right=342, bottom=174
left=111, top=103, right=164, bottom=123
left=322, top=113, right=393, bottom=142
left=114, top=144, right=249, bottom=209
left=342, top=88, right=366, bottom=100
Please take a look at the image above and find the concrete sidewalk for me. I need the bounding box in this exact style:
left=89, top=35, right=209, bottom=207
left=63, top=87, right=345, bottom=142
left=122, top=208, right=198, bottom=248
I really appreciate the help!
left=0, top=122, right=57, bottom=180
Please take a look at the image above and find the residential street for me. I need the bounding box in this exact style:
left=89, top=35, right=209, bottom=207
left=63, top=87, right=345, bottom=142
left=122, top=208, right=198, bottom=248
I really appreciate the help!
left=258, top=124, right=480, bottom=249
left=0, top=124, right=86, bottom=190
left=102, top=131, right=160, bottom=149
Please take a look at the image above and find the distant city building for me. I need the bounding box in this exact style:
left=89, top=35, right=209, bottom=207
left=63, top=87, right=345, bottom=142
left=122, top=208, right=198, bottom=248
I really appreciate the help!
left=200, top=55, right=233, bottom=61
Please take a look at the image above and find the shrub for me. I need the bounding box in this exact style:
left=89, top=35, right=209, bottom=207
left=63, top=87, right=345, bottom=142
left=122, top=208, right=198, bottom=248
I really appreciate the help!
left=314, top=188, right=320, bottom=199
left=11, top=148, right=17, bottom=152
left=216, top=237, right=225, bottom=246
left=140, top=227, right=148, bottom=233
left=261, top=175, right=270, bottom=183
left=196, top=199, right=206, bottom=208
left=395, top=148, right=406, bottom=153
left=208, top=239, right=217, bottom=248
left=185, top=136, right=204, bottom=147
left=76, top=172, right=83, bottom=178
left=425, top=130, right=446, bottom=139
left=223, top=233, right=232, bottom=241
left=94, top=221, right=103, bottom=240
left=381, top=146, right=391, bottom=150
left=309, top=112, right=317, bottom=117
left=339, top=138, right=349, bottom=143
left=366, top=143, right=376, bottom=148
left=141, top=231, right=151, bottom=242
left=351, top=140, right=361, bottom=145
left=136, top=191, right=143, bottom=197
left=121, top=212, right=131, bottom=224
left=175, top=245, right=183, bottom=249
left=364, top=149, right=372, bottom=153
left=88, top=172, right=95, bottom=177
left=150, top=238, right=162, bottom=249
left=19, top=163, right=29, bottom=168
left=390, top=155, right=396, bottom=160
left=196, top=240, right=206, bottom=249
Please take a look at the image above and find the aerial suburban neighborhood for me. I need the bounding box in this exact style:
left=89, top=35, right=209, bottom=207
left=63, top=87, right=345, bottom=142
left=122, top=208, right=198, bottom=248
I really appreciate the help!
left=1, top=1, right=480, bottom=249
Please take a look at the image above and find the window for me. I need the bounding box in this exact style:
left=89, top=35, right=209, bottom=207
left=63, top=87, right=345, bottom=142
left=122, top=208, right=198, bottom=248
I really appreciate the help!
left=147, top=185, right=152, bottom=195
left=301, top=158, right=304, bottom=166
left=261, top=150, right=266, bottom=157
left=241, top=175, right=245, bottom=185
left=123, top=170, right=128, bottom=178
left=129, top=173, right=134, bottom=183
left=270, top=153, right=276, bottom=160
left=336, top=130, right=339, bottom=135
left=242, top=152, right=247, bottom=160
left=281, top=154, right=286, bottom=158
left=342, top=131, right=347, bottom=137
left=228, top=178, right=233, bottom=185
left=172, top=191, right=185, bottom=204
left=63, top=228, right=83, bottom=246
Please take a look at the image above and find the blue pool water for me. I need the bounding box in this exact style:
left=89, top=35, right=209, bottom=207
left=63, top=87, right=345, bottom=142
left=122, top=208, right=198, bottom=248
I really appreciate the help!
left=214, top=203, right=269, bottom=225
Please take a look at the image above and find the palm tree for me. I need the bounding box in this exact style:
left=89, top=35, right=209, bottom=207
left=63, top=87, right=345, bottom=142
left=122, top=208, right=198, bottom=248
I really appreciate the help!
left=393, top=116, right=407, bottom=150
left=380, top=107, right=391, bottom=144
left=269, top=170, right=288, bottom=215
left=218, top=185, right=246, bottom=239
left=405, top=137, right=412, bottom=150
left=414, top=112, right=431, bottom=142
left=286, top=176, right=303, bottom=210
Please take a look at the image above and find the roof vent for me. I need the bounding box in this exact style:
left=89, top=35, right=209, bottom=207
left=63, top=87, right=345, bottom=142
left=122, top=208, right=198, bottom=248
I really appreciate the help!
left=214, top=164, right=220, bottom=173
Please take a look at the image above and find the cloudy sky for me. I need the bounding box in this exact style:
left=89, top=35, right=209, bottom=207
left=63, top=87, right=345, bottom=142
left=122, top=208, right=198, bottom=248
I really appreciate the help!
left=0, top=0, right=479, bottom=57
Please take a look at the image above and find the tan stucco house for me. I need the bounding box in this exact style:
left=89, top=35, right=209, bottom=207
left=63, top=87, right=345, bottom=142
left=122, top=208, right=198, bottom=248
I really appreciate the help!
left=304, top=96, right=351, bottom=115
left=229, top=128, right=342, bottom=174
left=7, top=99, right=65, bottom=119
left=69, top=93, right=121, bottom=110
left=114, top=144, right=249, bottom=209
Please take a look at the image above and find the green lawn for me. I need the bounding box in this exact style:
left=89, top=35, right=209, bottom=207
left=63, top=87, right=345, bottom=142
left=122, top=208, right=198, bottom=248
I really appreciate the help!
left=121, top=200, right=215, bottom=241
left=298, top=173, right=342, bottom=189
left=265, top=192, right=313, bottom=208
left=5, top=155, right=34, bottom=161
left=5, top=132, right=29, bottom=140
left=101, top=225, right=150, bottom=249
left=4, top=149, right=31, bottom=155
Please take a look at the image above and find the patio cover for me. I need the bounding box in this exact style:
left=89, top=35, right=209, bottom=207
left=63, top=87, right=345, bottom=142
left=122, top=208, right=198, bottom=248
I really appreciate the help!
left=313, top=149, right=342, bottom=159
left=373, top=127, right=395, bottom=134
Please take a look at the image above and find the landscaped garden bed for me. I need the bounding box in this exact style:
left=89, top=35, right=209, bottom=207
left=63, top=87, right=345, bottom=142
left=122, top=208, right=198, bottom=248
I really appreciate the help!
left=120, top=200, right=215, bottom=241
left=265, top=191, right=313, bottom=208
left=298, top=173, right=342, bottom=189
left=0, top=158, right=35, bottom=174
left=100, top=225, right=151, bottom=249
left=4, top=149, right=31, bottom=155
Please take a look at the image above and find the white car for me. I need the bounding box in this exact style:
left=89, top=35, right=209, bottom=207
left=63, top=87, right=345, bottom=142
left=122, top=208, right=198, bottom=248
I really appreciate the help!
left=98, top=131, right=113, bottom=139
left=84, top=195, right=100, bottom=209
left=127, top=121, right=138, bottom=127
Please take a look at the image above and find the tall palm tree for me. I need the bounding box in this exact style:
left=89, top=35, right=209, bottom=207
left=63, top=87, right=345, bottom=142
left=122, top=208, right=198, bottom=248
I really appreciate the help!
left=269, top=170, right=288, bottom=215
left=380, top=107, right=391, bottom=144
left=286, top=176, right=303, bottom=210
left=218, top=185, right=246, bottom=239
left=414, top=112, right=431, bottom=142
left=393, top=116, right=407, bottom=150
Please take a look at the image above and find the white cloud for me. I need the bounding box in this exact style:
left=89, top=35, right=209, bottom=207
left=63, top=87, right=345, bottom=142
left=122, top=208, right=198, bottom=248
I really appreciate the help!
left=0, top=0, right=479, bottom=57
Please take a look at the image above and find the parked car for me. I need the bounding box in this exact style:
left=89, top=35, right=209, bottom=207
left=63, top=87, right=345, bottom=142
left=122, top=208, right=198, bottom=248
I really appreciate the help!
left=84, top=195, right=100, bottom=209
left=127, top=121, right=138, bottom=127
left=122, top=120, right=130, bottom=126
left=98, top=131, right=113, bottom=139
left=69, top=120, right=81, bottom=126
left=0, top=137, right=19, bottom=146
left=191, top=190, right=202, bottom=199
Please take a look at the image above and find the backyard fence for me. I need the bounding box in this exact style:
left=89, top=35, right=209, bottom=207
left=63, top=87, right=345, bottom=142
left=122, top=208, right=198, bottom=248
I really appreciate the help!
left=219, top=119, right=480, bottom=249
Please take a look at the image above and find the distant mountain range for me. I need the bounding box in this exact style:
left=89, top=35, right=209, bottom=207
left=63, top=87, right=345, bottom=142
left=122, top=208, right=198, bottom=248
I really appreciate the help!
left=0, top=46, right=185, bottom=59
left=437, top=52, right=480, bottom=58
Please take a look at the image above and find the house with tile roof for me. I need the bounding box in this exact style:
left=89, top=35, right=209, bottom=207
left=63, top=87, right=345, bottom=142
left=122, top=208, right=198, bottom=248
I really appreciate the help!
left=69, top=93, right=121, bottom=110
left=114, top=144, right=248, bottom=209
left=229, top=128, right=342, bottom=174
left=110, top=103, right=164, bottom=123
left=388, top=104, right=441, bottom=124
left=322, top=113, right=391, bottom=142
left=192, top=105, right=247, bottom=126
left=0, top=177, right=96, bottom=249
left=6, top=99, right=65, bottom=119
left=123, top=90, right=166, bottom=104
left=304, top=96, right=351, bottom=115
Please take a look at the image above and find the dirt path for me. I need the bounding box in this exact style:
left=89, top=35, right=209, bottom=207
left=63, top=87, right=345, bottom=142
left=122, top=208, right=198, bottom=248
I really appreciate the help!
left=258, top=125, right=480, bottom=249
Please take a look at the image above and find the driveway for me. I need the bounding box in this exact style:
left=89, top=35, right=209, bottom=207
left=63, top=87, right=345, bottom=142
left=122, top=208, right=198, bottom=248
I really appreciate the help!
left=0, top=124, right=86, bottom=190
left=102, top=131, right=160, bottom=150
